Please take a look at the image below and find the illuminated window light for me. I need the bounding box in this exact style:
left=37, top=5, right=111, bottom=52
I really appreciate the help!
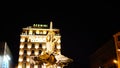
left=20, top=44, right=24, bottom=48
left=26, top=58, right=30, bottom=62
left=27, top=51, right=31, bottom=55
left=42, top=45, right=46, bottom=49
left=36, top=30, right=39, bottom=34
left=35, top=51, right=39, bottom=56
left=20, top=38, right=25, bottom=42
left=57, top=45, right=61, bottom=49
left=19, top=50, right=23, bottom=55
left=28, top=45, right=31, bottom=49
left=19, top=57, right=23, bottom=62
left=29, top=30, right=32, bottom=35
left=40, top=31, right=43, bottom=34
left=57, top=39, right=61, bottom=43
left=43, top=31, right=47, bottom=34
left=35, top=45, right=39, bottom=49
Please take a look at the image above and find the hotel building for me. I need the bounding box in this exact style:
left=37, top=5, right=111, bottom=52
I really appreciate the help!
left=18, top=22, right=72, bottom=68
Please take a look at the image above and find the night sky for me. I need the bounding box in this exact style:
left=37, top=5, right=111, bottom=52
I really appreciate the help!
left=0, top=2, right=120, bottom=68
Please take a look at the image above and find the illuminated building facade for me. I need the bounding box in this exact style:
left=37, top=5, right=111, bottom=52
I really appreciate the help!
left=18, top=22, right=72, bottom=68
left=113, top=32, right=120, bottom=68
left=90, top=32, right=120, bottom=68
left=0, top=42, right=13, bottom=68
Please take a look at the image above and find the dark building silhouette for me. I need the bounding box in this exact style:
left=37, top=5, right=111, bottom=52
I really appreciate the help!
left=90, top=32, right=120, bottom=68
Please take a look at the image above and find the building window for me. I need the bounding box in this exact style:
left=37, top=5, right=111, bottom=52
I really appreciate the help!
left=20, top=44, right=24, bottom=49
left=26, top=30, right=29, bottom=35
left=39, top=50, right=41, bottom=54
left=35, top=50, right=39, bottom=56
left=24, top=44, right=27, bottom=48
left=36, top=30, right=39, bottom=34
left=27, top=44, right=31, bottom=49
left=33, top=30, right=36, bottom=35
left=29, top=30, right=32, bottom=35
left=27, top=50, right=31, bottom=55
left=35, top=44, right=39, bottom=49
left=56, top=45, right=61, bottom=49
left=31, top=50, right=34, bottom=55
left=39, top=44, right=42, bottom=48
left=39, top=31, right=43, bottom=34
left=24, top=50, right=27, bottom=55
left=32, top=44, right=35, bottom=48
left=19, top=56, right=23, bottom=62
left=20, top=38, right=25, bottom=42
left=23, top=56, right=26, bottom=61
left=19, top=50, right=23, bottom=55
left=43, top=30, right=47, bottom=34
left=25, top=38, right=28, bottom=42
